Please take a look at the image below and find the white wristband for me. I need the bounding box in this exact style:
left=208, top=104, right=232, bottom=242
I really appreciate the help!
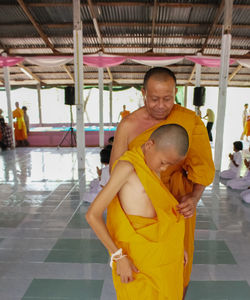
left=110, top=248, right=127, bottom=268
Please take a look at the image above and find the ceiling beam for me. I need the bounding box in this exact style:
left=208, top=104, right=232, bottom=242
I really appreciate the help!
left=228, top=64, right=243, bottom=82
left=17, top=0, right=76, bottom=82
left=150, top=0, right=158, bottom=51
left=87, top=0, right=113, bottom=82
left=17, top=0, right=58, bottom=54
left=87, top=0, right=103, bottom=47
left=17, top=63, right=42, bottom=83
left=188, top=65, right=196, bottom=83
left=7, top=44, right=248, bottom=51
left=201, top=0, right=225, bottom=54
left=2, top=21, right=250, bottom=30
left=24, top=2, right=250, bottom=9
left=62, top=65, right=74, bottom=82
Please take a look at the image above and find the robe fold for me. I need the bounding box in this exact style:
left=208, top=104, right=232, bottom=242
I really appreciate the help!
left=128, top=104, right=215, bottom=287
left=13, top=108, right=27, bottom=141
left=107, top=146, right=185, bottom=300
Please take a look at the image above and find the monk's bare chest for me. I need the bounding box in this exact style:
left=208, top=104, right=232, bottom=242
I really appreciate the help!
left=118, top=171, right=156, bottom=218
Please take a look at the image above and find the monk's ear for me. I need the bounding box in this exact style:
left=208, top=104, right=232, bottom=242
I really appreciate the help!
left=145, top=139, right=154, bottom=150
left=175, top=87, right=178, bottom=95
left=141, top=88, right=146, bottom=102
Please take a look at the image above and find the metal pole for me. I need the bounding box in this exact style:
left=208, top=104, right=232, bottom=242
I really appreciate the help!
left=73, top=0, right=85, bottom=170
left=37, top=83, right=42, bottom=126
left=2, top=52, right=15, bottom=148
left=184, top=85, right=188, bottom=108
left=194, top=52, right=201, bottom=115
left=214, top=0, right=233, bottom=171
left=98, top=56, right=104, bottom=147
left=109, top=82, right=113, bottom=125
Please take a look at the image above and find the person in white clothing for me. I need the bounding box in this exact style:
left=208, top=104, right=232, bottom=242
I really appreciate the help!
left=84, top=147, right=111, bottom=203
left=227, top=158, right=250, bottom=189
left=240, top=189, right=250, bottom=204
left=220, top=141, right=243, bottom=179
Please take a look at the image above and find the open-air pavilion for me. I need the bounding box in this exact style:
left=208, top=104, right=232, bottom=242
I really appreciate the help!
left=0, top=1, right=250, bottom=300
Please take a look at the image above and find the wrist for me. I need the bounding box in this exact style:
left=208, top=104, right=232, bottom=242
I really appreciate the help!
left=110, top=248, right=127, bottom=268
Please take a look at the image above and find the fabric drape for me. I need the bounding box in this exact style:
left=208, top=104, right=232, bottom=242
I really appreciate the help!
left=128, top=104, right=215, bottom=287
left=107, top=146, right=185, bottom=299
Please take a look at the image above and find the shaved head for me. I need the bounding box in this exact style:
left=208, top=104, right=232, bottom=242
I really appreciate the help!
left=150, top=124, right=189, bottom=157
left=143, top=67, right=176, bottom=90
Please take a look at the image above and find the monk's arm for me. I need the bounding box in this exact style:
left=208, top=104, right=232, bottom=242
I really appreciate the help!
left=86, top=161, right=133, bottom=254
left=178, top=115, right=215, bottom=218
left=109, top=120, right=129, bottom=171
left=177, top=183, right=205, bottom=218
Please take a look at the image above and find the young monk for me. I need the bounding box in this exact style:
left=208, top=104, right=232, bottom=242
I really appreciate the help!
left=86, top=124, right=189, bottom=300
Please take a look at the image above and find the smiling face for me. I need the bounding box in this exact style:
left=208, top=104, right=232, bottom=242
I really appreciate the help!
left=143, top=140, right=185, bottom=174
left=142, top=76, right=177, bottom=120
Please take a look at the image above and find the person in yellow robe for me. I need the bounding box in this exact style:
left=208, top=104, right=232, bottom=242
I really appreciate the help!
left=110, top=67, right=215, bottom=298
left=119, top=105, right=130, bottom=120
left=13, top=101, right=28, bottom=146
left=86, top=124, right=190, bottom=300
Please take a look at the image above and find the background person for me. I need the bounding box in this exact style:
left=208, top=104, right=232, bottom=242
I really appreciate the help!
left=13, top=102, right=28, bottom=146
left=118, top=105, right=130, bottom=121
left=0, top=117, right=14, bottom=150
left=22, top=106, right=30, bottom=134
left=203, top=108, right=215, bottom=142
left=220, top=141, right=243, bottom=179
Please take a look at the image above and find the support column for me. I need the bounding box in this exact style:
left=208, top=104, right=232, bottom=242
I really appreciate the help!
left=73, top=0, right=85, bottom=170
left=194, top=52, right=201, bottom=116
left=2, top=53, right=15, bottom=148
left=214, top=0, right=233, bottom=171
left=98, top=60, right=104, bottom=147
left=37, top=83, right=42, bottom=126
left=184, top=85, right=188, bottom=108
left=109, top=82, right=113, bottom=125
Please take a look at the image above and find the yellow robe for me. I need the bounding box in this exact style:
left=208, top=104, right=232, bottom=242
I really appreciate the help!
left=128, top=104, right=215, bottom=287
left=120, top=110, right=130, bottom=119
left=13, top=108, right=27, bottom=141
left=107, top=146, right=185, bottom=300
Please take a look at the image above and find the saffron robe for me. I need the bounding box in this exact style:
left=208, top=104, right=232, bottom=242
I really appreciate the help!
left=120, top=110, right=130, bottom=119
left=107, top=146, right=185, bottom=300
left=13, top=108, right=27, bottom=141
left=128, top=104, right=215, bottom=287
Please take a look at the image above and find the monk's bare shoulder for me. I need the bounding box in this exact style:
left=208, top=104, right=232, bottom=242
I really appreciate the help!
left=111, top=160, right=134, bottom=181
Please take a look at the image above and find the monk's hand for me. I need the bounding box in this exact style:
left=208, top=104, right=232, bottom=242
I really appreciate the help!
left=116, top=256, right=139, bottom=284
left=184, top=250, right=188, bottom=267
left=177, top=193, right=198, bottom=218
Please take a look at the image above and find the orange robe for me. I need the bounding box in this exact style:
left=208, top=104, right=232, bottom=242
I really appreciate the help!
left=13, top=108, right=27, bottom=141
left=128, top=104, right=215, bottom=287
left=120, top=110, right=130, bottom=119
left=246, top=115, right=250, bottom=136
left=107, top=146, right=185, bottom=300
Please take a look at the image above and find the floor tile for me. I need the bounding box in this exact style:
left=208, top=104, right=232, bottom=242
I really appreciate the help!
left=0, top=212, right=26, bottom=227
left=186, top=281, right=250, bottom=300
left=193, top=241, right=237, bottom=264
left=22, top=279, right=104, bottom=300
left=45, top=239, right=109, bottom=263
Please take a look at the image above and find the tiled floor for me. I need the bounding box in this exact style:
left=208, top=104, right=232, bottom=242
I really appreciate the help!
left=0, top=147, right=250, bottom=300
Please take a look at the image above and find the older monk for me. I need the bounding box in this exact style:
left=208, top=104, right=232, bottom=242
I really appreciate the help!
left=110, top=67, right=215, bottom=298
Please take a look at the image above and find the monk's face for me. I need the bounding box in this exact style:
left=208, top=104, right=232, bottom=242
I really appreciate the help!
left=142, top=77, right=177, bottom=120
left=144, top=141, right=184, bottom=174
